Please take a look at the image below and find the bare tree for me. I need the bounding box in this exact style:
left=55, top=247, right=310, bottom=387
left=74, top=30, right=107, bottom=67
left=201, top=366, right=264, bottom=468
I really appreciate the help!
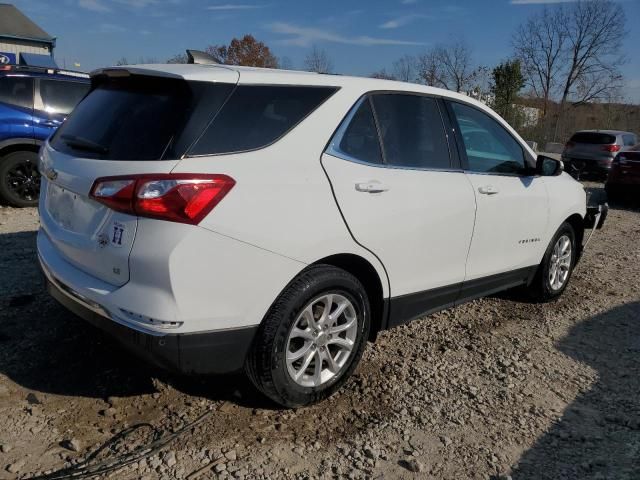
left=417, top=49, right=445, bottom=88
left=304, top=46, right=333, bottom=73
left=558, top=0, right=626, bottom=107
left=167, top=53, right=188, bottom=64
left=278, top=56, right=294, bottom=70
left=392, top=55, right=416, bottom=83
left=416, top=40, right=477, bottom=92
left=434, top=40, right=477, bottom=92
left=370, top=68, right=396, bottom=80
left=512, top=7, right=567, bottom=117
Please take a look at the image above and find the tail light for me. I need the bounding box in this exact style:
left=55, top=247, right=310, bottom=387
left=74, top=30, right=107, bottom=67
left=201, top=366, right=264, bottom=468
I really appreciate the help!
left=565, top=141, right=575, bottom=149
left=601, top=144, right=621, bottom=153
left=90, top=174, right=235, bottom=225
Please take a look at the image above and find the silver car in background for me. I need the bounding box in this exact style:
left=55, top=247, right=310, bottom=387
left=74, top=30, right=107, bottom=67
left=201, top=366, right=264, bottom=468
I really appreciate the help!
left=562, top=130, right=637, bottom=179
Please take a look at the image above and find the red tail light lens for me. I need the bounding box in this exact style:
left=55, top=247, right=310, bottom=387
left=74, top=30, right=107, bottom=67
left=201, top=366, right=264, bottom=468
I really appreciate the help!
left=565, top=141, right=575, bottom=149
left=602, top=144, right=621, bottom=153
left=90, top=174, right=235, bottom=225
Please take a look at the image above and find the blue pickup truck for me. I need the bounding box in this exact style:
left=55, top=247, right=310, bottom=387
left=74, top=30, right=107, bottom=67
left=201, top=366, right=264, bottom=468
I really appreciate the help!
left=0, top=65, right=89, bottom=207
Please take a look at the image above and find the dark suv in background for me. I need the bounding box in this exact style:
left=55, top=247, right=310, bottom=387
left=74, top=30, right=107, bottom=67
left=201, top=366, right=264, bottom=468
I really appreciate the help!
left=562, top=130, right=637, bottom=179
left=0, top=65, right=89, bottom=207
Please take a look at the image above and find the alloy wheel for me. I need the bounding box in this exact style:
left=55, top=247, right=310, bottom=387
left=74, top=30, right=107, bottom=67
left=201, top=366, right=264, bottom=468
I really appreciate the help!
left=285, top=293, right=358, bottom=388
left=6, top=160, right=40, bottom=202
left=549, top=234, right=572, bottom=291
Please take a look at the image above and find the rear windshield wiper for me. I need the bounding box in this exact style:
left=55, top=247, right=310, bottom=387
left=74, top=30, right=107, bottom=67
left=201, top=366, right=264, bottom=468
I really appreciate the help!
left=61, top=134, right=109, bottom=155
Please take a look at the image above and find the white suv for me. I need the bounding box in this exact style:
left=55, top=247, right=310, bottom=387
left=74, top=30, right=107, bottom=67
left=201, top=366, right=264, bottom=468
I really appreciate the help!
left=37, top=61, right=605, bottom=407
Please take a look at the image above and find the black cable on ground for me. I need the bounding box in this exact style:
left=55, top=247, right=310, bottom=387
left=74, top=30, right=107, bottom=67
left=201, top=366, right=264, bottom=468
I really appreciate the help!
left=24, top=407, right=215, bottom=480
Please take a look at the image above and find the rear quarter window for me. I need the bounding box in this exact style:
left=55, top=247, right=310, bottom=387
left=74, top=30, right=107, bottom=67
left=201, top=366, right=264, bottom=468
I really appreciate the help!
left=189, top=85, right=338, bottom=156
left=0, top=76, right=33, bottom=109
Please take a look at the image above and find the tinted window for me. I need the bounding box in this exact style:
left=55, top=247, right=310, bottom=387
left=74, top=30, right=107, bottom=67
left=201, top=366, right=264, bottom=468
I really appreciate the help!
left=371, top=94, right=450, bottom=169
left=451, top=102, right=526, bottom=175
left=570, top=132, right=616, bottom=145
left=39, top=79, right=89, bottom=115
left=622, top=134, right=636, bottom=147
left=331, top=98, right=382, bottom=164
left=51, top=77, right=233, bottom=160
left=191, top=85, right=337, bottom=155
left=0, top=76, right=33, bottom=109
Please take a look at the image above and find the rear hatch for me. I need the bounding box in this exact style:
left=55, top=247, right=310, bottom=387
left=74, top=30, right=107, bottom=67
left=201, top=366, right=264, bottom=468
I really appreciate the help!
left=39, top=67, right=238, bottom=286
left=565, top=131, right=618, bottom=160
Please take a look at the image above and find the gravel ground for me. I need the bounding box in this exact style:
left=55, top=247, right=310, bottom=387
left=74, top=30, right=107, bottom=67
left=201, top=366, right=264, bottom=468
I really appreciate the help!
left=0, top=183, right=639, bottom=480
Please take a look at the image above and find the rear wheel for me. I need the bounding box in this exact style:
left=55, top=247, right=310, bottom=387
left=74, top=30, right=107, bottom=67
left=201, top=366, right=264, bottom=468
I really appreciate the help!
left=527, top=222, right=576, bottom=302
left=246, top=265, right=370, bottom=408
left=0, top=151, right=41, bottom=207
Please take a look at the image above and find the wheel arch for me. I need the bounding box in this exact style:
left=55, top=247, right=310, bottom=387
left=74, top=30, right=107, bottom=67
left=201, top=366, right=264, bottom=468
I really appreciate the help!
left=564, top=213, right=585, bottom=260
left=0, top=139, right=41, bottom=160
left=310, top=253, right=387, bottom=342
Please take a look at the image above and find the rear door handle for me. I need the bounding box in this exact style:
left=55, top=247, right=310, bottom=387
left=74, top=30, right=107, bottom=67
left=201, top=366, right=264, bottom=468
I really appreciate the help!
left=355, top=181, right=389, bottom=193
left=478, top=185, right=499, bottom=195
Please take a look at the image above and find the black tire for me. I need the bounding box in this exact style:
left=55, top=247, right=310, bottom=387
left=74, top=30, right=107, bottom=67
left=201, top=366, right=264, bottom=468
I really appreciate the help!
left=245, top=265, right=370, bottom=408
left=604, top=184, right=620, bottom=203
left=0, top=151, right=40, bottom=207
left=528, top=222, right=576, bottom=302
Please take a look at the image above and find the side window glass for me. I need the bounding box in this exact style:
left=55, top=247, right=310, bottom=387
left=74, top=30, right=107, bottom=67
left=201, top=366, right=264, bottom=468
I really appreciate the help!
left=39, top=79, right=89, bottom=115
left=329, top=98, right=383, bottom=165
left=623, top=135, right=635, bottom=147
left=0, top=77, right=34, bottom=110
left=191, top=85, right=336, bottom=155
left=451, top=102, right=526, bottom=175
left=371, top=94, right=450, bottom=169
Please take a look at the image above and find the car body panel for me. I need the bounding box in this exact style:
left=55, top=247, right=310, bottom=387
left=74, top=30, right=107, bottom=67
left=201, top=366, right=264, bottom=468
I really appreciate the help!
left=463, top=173, right=549, bottom=280
left=36, top=63, right=590, bottom=374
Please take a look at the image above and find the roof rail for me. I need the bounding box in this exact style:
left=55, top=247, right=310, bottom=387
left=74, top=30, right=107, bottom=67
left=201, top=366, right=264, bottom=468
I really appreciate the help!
left=0, top=64, right=89, bottom=78
left=186, top=49, right=218, bottom=65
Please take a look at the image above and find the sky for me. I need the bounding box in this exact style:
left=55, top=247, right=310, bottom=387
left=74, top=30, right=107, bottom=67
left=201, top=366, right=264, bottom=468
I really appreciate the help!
left=8, top=0, right=640, bottom=103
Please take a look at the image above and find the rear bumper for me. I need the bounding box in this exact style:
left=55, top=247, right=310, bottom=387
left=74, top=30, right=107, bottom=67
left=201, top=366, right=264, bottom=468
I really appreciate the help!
left=562, top=156, right=613, bottom=174
left=42, top=260, right=258, bottom=374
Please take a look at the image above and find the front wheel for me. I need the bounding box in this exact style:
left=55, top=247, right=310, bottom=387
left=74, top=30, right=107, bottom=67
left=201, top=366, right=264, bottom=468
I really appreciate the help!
left=0, top=151, right=41, bottom=207
left=527, top=222, right=576, bottom=302
left=246, top=265, right=370, bottom=408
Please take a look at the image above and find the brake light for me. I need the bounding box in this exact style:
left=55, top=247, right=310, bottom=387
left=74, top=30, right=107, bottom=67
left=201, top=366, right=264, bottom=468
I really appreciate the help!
left=90, top=174, right=235, bottom=224
left=602, top=144, right=621, bottom=153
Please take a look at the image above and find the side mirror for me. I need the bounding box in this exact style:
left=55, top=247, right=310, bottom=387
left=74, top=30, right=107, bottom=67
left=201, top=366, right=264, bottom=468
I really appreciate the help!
left=536, top=155, right=564, bottom=177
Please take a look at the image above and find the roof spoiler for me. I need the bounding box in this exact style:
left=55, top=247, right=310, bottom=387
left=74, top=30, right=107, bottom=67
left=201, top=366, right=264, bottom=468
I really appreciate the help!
left=186, top=49, right=218, bottom=65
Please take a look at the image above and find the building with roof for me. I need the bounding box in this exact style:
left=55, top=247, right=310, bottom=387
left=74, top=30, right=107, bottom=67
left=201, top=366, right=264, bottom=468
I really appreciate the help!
left=0, top=3, right=57, bottom=68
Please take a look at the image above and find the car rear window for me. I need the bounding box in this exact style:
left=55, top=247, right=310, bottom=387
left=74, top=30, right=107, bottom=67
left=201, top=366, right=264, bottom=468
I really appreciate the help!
left=189, top=85, right=338, bottom=156
left=50, top=76, right=234, bottom=160
left=570, top=132, right=616, bottom=145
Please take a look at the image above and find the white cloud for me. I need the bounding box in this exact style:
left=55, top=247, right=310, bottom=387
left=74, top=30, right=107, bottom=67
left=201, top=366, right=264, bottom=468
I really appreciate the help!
left=267, top=22, right=424, bottom=47
left=113, top=0, right=158, bottom=6
left=207, top=4, right=266, bottom=10
left=380, top=14, right=431, bottom=29
left=78, top=0, right=110, bottom=12
left=510, top=0, right=577, bottom=4
left=98, top=23, right=126, bottom=32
